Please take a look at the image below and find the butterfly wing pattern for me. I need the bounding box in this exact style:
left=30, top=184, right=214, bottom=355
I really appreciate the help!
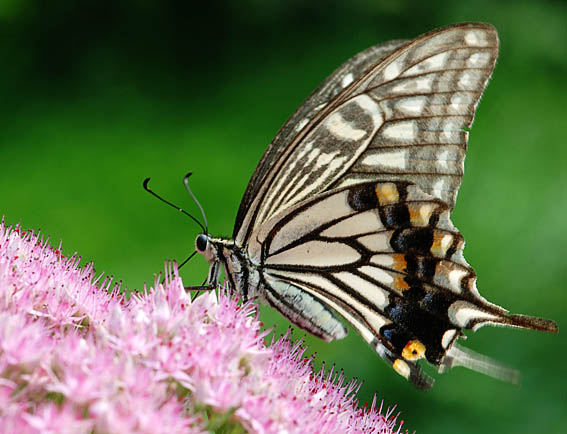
left=196, top=23, right=558, bottom=389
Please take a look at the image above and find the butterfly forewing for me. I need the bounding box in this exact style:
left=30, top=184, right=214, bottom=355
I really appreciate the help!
left=235, top=23, right=498, bottom=247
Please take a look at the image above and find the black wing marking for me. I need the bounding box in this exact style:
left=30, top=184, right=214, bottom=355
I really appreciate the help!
left=235, top=23, right=499, bottom=246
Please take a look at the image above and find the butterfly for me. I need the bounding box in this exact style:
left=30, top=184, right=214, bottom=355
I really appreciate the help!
left=183, top=23, right=558, bottom=389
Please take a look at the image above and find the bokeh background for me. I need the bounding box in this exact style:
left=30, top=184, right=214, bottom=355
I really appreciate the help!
left=2, top=0, right=565, bottom=432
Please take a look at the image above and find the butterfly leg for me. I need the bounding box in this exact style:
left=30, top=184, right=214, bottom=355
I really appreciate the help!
left=185, top=277, right=215, bottom=301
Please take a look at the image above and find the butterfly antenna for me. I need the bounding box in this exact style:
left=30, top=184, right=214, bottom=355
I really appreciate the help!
left=178, top=250, right=198, bottom=269
left=183, top=172, right=209, bottom=234
left=143, top=178, right=207, bottom=233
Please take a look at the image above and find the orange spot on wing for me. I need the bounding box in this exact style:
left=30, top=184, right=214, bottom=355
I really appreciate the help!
left=431, top=231, right=453, bottom=257
left=394, top=275, right=410, bottom=292
left=392, top=254, right=407, bottom=272
left=408, top=203, right=435, bottom=226
left=375, top=183, right=399, bottom=205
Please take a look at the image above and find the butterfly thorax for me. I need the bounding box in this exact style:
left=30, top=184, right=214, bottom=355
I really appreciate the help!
left=199, top=236, right=263, bottom=301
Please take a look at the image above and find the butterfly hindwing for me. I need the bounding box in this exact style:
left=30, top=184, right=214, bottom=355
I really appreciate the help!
left=247, top=180, right=556, bottom=388
left=251, top=181, right=467, bottom=388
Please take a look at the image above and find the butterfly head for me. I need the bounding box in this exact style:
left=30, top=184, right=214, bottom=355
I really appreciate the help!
left=195, top=233, right=216, bottom=263
left=194, top=233, right=241, bottom=290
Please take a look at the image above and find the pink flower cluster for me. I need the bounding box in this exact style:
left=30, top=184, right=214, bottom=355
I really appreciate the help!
left=0, top=221, right=407, bottom=434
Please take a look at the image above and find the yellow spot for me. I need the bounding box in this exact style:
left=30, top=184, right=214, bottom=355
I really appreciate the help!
left=393, top=359, right=410, bottom=379
left=375, top=183, right=399, bottom=205
left=402, top=340, right=426, bottom=361
left=431, top=232, right=453, bottom=257
left=408, top=203, right=435, bottom=227
left=391, top=254, right=407, bottom=272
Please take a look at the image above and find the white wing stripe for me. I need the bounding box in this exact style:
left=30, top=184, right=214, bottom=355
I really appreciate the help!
left=467, top=51, right=492, bottom=67
left=357, top=147, right=463, bottom=175
left=355, top=94, right=385, bottom=127
left=358, top=232, right=393, bottom=252
left=448, top=301, right=499, bottom=329
left=325, top=112, right=368, bottom=140
left=382, top=121, right=417, bottom=140
left=341, top=73, right=354, bottom=87
left=359, top=265, right=395, bottom=286
left=382, top=53, right=405, bottom=80
left=320, top=210, right=384, bottom=238
left=334, top=271, right=389, bottom=309
left=402, top=51, right=450, bottom=76
left=373, top=91, right=478, bottom=118
left=391, top=75, right=435, bottom=93
left=361, top=149, right=409, bottom=170
left=370, top=254, right=395, bottom=267
left=395, top=96, right=428, bottom=115
left=401, top=48, right=495, bottom=78
left=267, top=240, right=361, bottom=267
left=464, top=30, right=490, bottom=46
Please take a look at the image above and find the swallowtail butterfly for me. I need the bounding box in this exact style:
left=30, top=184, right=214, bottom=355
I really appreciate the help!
left=191, top=23, right=558, bottom=389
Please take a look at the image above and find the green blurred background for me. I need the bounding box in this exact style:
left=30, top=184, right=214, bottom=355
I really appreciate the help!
left=1, top=0, right=565, bottom=432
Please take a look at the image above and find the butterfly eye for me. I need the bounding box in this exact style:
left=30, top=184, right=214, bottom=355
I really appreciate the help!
left=196, top=234, right=208, bottom=252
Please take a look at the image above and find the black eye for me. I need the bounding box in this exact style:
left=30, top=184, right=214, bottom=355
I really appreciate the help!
left=196, top=234, right=208, bottom=252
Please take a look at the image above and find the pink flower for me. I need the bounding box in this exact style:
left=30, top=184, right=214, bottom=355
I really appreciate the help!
left=24, top=402, right=94, bottom=434
left=0, top=220, right=408, bottom=433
